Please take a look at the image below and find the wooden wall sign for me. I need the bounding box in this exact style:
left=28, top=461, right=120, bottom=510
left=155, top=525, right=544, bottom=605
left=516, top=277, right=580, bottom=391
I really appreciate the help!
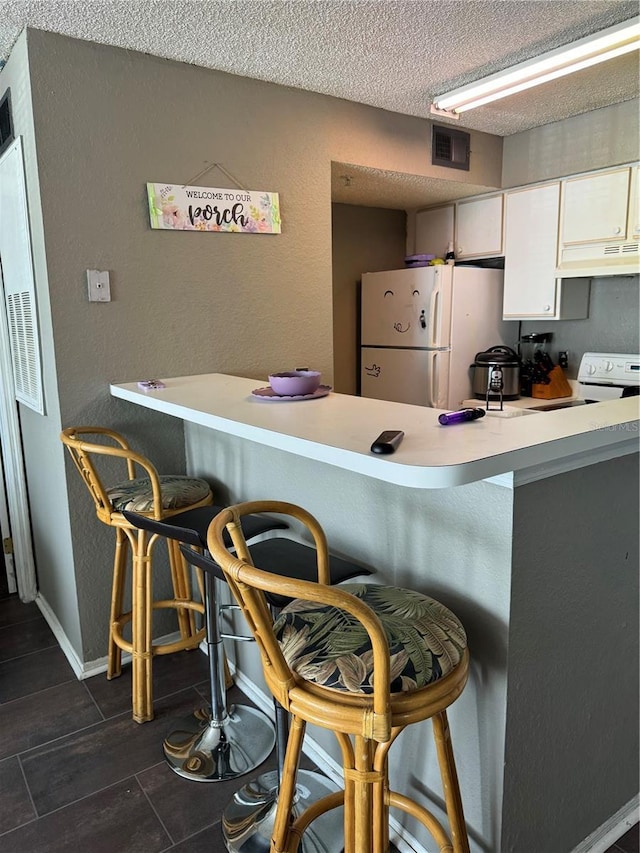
left=147, top=183, right=281, bottom=234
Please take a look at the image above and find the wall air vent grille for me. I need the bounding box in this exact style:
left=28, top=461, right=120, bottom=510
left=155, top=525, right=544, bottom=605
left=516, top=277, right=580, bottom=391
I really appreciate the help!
left=432, top=125, right=470, bottom=171
left=6, top=290, right=39, bottom=403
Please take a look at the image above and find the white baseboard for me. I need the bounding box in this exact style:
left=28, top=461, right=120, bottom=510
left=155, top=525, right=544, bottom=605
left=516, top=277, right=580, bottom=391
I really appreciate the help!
left=35, top=593, right=184, bottom=681
left=571, top=795, right=639, bottom=853
left=35, top=593, right=86, bottom=679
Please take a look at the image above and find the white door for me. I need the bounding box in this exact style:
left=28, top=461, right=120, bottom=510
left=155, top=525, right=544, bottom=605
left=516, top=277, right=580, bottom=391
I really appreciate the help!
left=361, top=267, right=452, bottom=348
left=0, top=451, right=17, bottom=594
left=361, top=347, right=450, bottom=408
left=0, top=138, right=38, bottom=601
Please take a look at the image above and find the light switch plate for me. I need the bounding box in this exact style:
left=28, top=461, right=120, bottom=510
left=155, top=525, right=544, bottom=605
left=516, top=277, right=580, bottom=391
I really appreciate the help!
left=86, top=269, right=111, bottom=302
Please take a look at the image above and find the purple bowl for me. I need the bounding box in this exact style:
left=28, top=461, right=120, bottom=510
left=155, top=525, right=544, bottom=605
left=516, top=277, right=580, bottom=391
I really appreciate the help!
left=268, top=370, right=321, bottom=396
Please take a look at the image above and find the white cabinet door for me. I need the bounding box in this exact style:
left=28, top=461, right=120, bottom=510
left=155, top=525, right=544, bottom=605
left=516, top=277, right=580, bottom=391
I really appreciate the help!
left=503, top=183, right=590, bottom=321
left=560, top=167, right=631, bottom=245
left=414, top=205, right=454, bottom=258
left=503, top=184, right=559, bottom=319
left=455, top=194, right=503, bottom=259
left=627, top=165, right=640, bottom=241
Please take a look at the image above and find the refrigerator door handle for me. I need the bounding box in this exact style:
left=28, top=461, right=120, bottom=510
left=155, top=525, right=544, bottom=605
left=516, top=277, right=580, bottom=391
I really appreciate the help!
left=428, top=282, right=440, bottom=347
left=428, top=350, right=439, bottom=407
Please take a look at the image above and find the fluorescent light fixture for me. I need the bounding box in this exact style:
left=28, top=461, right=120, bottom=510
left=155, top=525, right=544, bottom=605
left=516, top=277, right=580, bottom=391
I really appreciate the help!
left=431, top=18, right=640, bottom=115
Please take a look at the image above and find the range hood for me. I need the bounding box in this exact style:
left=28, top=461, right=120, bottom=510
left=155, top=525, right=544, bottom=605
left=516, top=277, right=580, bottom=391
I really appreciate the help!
left=557, top=238, right=639, bottom=278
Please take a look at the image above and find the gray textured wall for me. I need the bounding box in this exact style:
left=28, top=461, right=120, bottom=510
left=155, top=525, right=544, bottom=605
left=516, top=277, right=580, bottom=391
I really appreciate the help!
left=520, top=274, right=640, bottom=378
left=331, top=203, right=407, bottom=395
left=504, top=454, right=639, bottom=852
left=502, top=100, right=639, bottom=188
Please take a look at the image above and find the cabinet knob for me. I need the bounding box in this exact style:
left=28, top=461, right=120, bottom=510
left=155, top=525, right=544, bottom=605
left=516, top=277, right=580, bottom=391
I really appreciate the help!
left=543, top=304, right=552, bottom=312
left=613, top=226, right=622, bottom=235
left=457, top=246, right=462, bottom=254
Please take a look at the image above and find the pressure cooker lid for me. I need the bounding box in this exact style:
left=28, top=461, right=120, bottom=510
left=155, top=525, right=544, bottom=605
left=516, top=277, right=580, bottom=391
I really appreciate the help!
left=474, top=346, right=519, bottom=366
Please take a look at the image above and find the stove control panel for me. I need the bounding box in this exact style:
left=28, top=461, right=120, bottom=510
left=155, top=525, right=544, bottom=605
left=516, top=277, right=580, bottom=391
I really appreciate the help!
left=578, top=352, right=640, bottom=386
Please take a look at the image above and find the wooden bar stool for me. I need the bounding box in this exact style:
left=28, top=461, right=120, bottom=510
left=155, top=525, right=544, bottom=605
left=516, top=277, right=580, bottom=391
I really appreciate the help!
left=181, top=535, right=372, bottom=852
left=60, top=426, right=214, bottom=723
left=206, top=500, right=471, bottom=853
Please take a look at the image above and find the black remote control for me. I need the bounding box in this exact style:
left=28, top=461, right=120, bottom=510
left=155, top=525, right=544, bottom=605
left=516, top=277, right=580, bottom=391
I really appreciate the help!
left=370, top=430, right=404, bottom=454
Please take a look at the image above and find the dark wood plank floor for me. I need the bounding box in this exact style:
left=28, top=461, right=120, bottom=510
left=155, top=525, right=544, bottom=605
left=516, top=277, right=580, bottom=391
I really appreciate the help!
left=0, top=594, right=280, bottom=852
left=0, top=592, right=637, bottom=852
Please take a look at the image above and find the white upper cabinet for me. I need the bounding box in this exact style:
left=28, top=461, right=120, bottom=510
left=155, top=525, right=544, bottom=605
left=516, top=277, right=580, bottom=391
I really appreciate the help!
left=414, top=205, right=454, bottom=258
left=560, top=167, right=631, bottom=245
left=628, top=165, right=640, bottom=241
left=557, top=164, right=639, bottom=276
left=503, top=183, right=590, bottom=321
left=455, top=194, right=504, bottom=259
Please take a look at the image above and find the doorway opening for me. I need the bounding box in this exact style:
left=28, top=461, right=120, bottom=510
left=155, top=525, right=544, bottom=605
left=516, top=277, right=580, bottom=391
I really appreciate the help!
left=0, top=448, right=17, bottom=597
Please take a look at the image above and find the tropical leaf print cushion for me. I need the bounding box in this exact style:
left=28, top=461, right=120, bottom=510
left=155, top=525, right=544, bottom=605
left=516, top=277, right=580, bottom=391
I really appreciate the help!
left=273, top=584, right=466, bottom=695
left=108, top=475, right=210, bottom=513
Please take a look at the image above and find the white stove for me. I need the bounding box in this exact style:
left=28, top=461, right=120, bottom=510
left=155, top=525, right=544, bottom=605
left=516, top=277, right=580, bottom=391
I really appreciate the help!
left=577, top=352, right=640, bottom=402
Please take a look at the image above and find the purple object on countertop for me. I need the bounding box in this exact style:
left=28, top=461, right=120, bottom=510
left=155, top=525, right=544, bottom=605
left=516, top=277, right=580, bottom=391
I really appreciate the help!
left=268, top=370, right=321, bottom=396
left=438, top=407, right=486, bottom=426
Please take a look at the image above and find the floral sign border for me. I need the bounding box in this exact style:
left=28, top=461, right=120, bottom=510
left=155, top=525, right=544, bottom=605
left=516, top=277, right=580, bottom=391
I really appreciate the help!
left=147, top=183, right=281, bottom=234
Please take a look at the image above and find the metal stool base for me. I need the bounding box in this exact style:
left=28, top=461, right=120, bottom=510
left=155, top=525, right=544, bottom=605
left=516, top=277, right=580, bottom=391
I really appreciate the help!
left=163, top=704, right=275, bottom=782
left=223, top=768, right=343, bottom=853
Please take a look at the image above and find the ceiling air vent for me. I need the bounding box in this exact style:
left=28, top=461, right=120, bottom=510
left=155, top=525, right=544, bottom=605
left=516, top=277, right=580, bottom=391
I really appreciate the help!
left=432, top=125, right=470, bottom=171
left=0, top=89, right=14, bottom=158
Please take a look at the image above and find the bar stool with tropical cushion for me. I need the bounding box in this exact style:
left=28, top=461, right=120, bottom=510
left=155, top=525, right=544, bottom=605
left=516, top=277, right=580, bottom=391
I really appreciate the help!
left=179, top=524, right=373, bottom=851
left=60, top=425, right=215, bottom=723
left=206, top=500, right=471, bottom=853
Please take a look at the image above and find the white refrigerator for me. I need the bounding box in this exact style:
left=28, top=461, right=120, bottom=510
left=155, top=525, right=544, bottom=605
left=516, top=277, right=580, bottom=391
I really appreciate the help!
left=360, top=265, right=511, bottom=409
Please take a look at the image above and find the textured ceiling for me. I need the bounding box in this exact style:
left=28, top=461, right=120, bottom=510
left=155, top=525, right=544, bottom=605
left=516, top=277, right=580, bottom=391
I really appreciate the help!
left=0, top=0, right=638, bottom=138
left=0, top=1, right=638, bottom=210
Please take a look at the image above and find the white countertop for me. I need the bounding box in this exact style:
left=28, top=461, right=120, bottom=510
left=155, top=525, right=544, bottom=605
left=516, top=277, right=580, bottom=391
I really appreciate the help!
left=110, top=374, right=639, bottom=489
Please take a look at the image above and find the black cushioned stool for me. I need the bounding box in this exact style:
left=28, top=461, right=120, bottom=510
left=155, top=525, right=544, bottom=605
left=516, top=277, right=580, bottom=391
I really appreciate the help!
left=123, top=505, right=288, bottom=782
left=180, top=532, right=372, bottom=853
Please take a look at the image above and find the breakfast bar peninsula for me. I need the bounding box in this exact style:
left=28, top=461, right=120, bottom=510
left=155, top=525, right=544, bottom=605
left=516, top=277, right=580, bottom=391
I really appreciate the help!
left=111, top=373, right=639, bottom=853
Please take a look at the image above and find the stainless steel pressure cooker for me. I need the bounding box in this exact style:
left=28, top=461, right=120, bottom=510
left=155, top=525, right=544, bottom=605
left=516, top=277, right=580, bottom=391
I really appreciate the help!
left=471, top=346, right=520, bottom=401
